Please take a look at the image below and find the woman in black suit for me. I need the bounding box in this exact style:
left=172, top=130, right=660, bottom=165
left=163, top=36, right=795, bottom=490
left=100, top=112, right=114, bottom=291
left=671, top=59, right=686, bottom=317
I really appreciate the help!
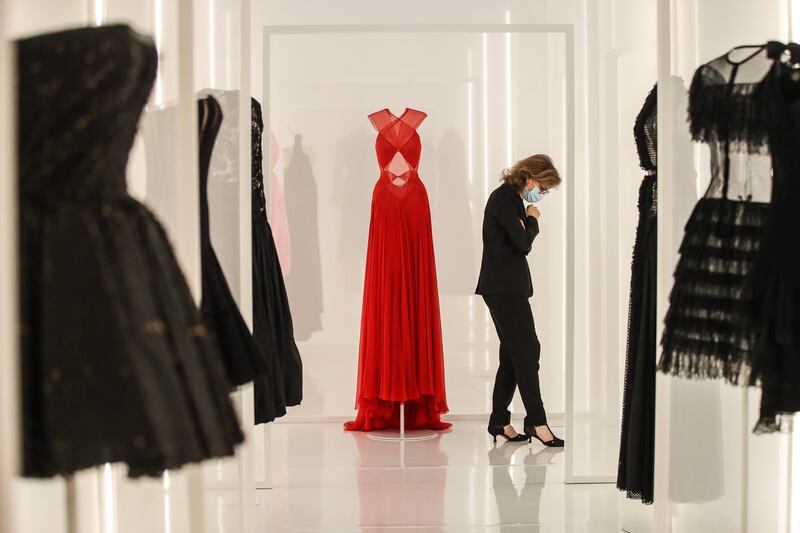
left=476, top=154, right=564, bottom=447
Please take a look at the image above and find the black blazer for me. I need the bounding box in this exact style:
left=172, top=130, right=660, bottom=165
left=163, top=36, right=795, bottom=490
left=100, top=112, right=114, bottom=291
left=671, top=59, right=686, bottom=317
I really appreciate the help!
left=475, top=183, right=539, bottom=297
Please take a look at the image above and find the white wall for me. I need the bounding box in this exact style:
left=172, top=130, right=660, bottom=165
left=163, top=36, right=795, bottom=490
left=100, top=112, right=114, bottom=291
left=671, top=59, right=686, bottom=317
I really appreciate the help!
left=567, top=0, right=660, bottom=482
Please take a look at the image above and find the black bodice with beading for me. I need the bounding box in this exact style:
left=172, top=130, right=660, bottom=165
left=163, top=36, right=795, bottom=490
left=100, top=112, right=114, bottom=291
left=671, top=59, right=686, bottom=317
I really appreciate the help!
left=250, top=98, right=304, bottom=424
left=19, top=25, right=242, bottom=478
left=251, top=98, right=268, bottom=217
left=634, top=84, right=658, bottom=174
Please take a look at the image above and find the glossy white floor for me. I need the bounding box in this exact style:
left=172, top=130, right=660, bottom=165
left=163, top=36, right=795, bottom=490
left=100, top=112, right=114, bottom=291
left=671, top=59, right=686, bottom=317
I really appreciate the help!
left=247, top=420, right=621, bottom=532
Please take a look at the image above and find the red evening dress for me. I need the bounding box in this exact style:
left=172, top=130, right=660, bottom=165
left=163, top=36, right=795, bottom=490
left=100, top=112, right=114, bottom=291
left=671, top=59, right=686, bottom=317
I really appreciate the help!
left=344, top=108, right=451, bottom=431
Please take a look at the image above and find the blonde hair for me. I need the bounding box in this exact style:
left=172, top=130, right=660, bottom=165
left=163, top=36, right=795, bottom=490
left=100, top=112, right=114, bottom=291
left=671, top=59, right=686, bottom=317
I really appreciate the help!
left=501, top=154, right=562, bottom=193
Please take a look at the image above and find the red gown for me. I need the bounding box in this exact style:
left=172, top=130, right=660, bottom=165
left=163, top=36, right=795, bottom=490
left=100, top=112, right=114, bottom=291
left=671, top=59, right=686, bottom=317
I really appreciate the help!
left=344, top=108, right=451, bottom=431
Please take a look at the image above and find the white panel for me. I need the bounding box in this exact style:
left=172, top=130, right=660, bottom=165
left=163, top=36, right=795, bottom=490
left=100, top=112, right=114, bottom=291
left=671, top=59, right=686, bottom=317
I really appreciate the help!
left=195, top=0, right=257, bottom=530
left=567, top=0, right=657, bottom=482
left=0, top=2, right=19, bottom=532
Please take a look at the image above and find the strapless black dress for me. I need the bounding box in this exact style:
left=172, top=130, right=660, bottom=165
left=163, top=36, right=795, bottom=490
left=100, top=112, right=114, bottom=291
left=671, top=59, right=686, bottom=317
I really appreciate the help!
left=19, top=25, right=242, bottom=478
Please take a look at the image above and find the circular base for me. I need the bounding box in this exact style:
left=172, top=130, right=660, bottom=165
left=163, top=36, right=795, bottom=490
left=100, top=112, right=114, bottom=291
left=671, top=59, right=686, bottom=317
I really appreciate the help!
left=366, top=430, right=439, bottom=442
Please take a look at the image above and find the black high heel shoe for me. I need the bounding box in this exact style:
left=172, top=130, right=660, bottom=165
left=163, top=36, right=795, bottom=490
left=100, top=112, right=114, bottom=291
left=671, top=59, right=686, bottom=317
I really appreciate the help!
left=488, top=425, right=528, bottom=443
left=524, top=425, right=565, bottom=447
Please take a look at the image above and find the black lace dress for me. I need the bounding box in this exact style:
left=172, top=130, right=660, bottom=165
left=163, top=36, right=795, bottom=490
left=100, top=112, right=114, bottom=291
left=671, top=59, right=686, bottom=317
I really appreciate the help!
left=198, top=95, right=265, bottom=387
left=251, top=99, right=303, bottom=423
left=658, top=47, right=774, bottom=390
left=18, top=25, right=243, bottom=478
left=617, top=84, right=657, bottom=505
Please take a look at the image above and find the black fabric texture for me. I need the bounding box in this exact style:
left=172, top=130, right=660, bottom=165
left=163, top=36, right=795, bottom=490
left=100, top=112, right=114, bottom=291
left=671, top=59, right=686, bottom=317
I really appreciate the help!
left=745, top=48, right=800, bottom=433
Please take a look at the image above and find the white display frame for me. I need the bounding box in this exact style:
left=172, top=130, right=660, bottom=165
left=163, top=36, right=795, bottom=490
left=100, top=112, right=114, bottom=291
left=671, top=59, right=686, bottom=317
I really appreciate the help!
left=259, top=22, right=581, bottom=482
left=0, top=1, right=20, bottom=532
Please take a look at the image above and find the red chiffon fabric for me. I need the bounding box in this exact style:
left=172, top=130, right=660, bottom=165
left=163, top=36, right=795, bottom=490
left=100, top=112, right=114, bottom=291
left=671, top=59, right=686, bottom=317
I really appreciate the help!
left=344, top=108, right=451, bottom=432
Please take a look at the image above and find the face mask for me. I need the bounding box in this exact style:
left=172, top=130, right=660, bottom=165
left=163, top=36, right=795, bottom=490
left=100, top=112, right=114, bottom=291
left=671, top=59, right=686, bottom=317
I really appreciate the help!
left=522, top=185, right=545, bottom=203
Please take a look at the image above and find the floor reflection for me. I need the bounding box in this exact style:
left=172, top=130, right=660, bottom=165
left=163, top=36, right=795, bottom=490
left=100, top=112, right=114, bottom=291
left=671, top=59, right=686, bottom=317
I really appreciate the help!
left=354, top=433, right=448, bottom=530
left=258, top=421, right=624, bottom=532
left=489, top=444, right=563, bottom=528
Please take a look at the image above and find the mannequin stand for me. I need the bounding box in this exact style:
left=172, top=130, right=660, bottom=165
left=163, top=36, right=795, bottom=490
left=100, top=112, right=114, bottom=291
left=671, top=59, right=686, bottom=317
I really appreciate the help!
left=366, top=403, right=439, bottom=442
left=65, top=474, right=77, bottom=533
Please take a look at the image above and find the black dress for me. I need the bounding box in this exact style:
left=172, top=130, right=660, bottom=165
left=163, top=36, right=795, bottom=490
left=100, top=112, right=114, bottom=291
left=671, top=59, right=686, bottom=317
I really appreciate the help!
left=19, top=25, right=243, bottom=478
left=251, top=99, right=303, bottom=423
left=745, top=44, right=800, bottom=432
left=617, top=84, right=657, bottom=505
left=658, top=46, right=773, bottom=388
left=198, top=96, right=265, bottom=387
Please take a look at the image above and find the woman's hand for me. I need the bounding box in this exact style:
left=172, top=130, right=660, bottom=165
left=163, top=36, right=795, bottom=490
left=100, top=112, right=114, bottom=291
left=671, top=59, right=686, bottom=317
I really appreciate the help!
left=526, top=205, right=541, bottom=219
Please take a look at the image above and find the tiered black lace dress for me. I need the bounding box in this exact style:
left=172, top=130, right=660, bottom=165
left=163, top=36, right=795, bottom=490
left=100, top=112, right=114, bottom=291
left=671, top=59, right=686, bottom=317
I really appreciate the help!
left=19, top=25, right=242, bottom=478
left=617, top=84, right=657, bottom=505
left=658, top=46, right=774, bottom=389
left=198, top=95, right=265, bottom=387
left=251, top=99, right=303, bottom=423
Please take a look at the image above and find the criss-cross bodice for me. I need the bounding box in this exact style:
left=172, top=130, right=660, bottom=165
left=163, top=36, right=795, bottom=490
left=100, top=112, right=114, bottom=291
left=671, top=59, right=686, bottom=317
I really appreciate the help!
left=368, top=108, right=427, bottom=180
left=346, top=105, right=449, bottom=432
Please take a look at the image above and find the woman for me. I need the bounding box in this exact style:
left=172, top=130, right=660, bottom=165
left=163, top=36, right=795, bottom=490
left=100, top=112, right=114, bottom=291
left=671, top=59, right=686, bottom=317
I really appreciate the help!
left=476, top=154, right=564, bottom=446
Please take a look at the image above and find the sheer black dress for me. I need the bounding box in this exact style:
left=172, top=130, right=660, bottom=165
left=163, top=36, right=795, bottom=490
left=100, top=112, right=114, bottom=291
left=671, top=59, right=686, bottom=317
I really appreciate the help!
left=198, top=95, right=265, bottom=387
left=251, top=99, right=303, bottom=423
left=18, top=25, right=242, bottom=478
left=617, top=84, right=657, bottom=505
left=658, top=46, right=774, bottom=388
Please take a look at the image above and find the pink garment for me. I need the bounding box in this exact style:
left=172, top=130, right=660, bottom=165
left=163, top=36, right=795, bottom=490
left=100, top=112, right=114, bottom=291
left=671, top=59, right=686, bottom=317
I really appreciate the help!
left=269, top=131, right=292, bottom=275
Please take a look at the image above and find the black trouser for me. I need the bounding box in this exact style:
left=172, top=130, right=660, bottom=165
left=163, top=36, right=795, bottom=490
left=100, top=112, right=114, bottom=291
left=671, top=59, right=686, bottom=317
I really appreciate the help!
left=483, top=294, right=547, bottom=430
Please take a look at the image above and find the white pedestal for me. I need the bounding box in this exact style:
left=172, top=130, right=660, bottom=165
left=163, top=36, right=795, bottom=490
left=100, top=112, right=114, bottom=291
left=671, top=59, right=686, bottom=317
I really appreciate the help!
left=366, top=403, right=439, bottom=442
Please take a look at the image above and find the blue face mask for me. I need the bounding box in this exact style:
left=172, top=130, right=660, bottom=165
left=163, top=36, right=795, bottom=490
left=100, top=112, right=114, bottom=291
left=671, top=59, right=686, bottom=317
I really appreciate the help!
left=522, top=185, right=545, bottom=203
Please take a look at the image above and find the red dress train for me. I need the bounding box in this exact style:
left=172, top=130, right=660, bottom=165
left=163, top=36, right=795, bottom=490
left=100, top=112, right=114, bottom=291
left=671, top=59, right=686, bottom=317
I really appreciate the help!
left=344, top=107, right=451, bottom=431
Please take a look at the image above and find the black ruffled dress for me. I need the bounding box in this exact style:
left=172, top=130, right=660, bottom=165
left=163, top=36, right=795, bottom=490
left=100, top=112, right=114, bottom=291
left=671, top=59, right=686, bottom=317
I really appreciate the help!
left=658, top=47, right=773, bottom=385
left=658, top=42, right=800, bottom=433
